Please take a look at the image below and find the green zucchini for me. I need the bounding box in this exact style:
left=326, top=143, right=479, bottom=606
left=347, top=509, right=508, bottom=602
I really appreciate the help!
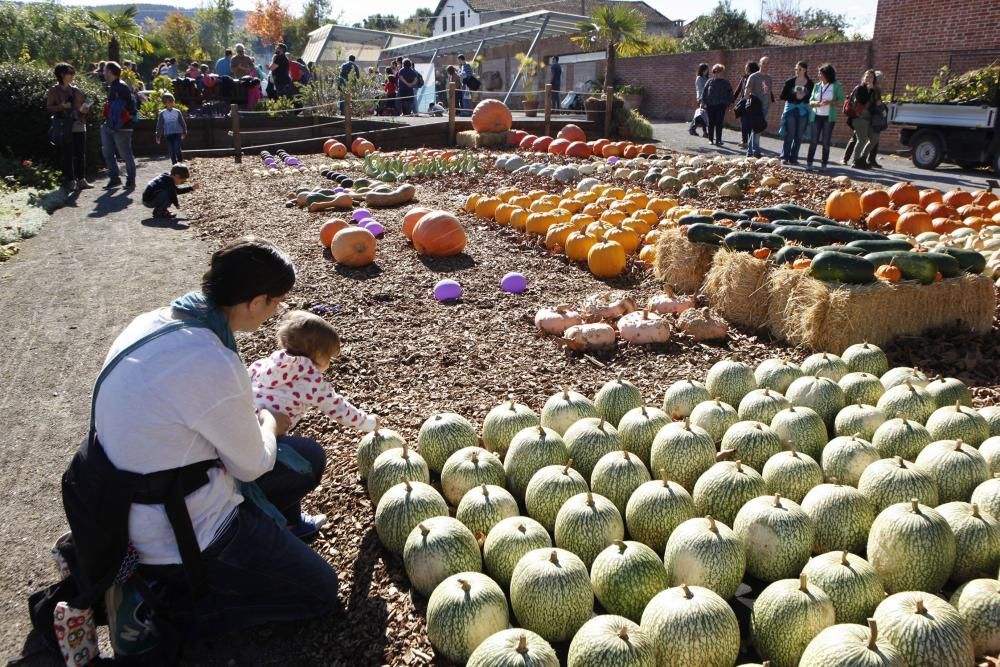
left=808, top=215, right=839, bottom=225
left=846, top=239, right=913, bottom=252
left=686, top=223, right=733, bottom=245
left=678, top=214, right=716, bottom=226
left=776, top=203, right=819, bottom=219
left=773, top=226, right=830, bottom=247
left=739, top=207, right=788, bottom=221
left=736, top=220, right=778, bottom=233
left=816, top=245, right=867, bottom=256
left=943, top=248, right=986, bottom=274
left=920, top=252, right=961, bottom=278
left=713, top=211, right=749, bottom=221
left=810, top=251, right=877, bottom=284
left=773, top=246, right=819, bottom=264
left=864, top=251, right=938, bottom=285
left=817, top=225, right=879, bottom=244
left=723, top=231, right=785, bottom=252
left=770, top=219, right=813, bottom=227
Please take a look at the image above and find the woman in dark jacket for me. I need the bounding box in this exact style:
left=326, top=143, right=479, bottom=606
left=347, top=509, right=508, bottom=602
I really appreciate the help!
left=46, top=63, right=92, bottom=190
left=396, top=59, right=419, bottom=116
left=702, top=64, right=734, bottom=146
left=847, top=69, right=877, bottom=169
left=778, top=61, right=814, bottom=165
left=734, top=61, right=759, bottom=148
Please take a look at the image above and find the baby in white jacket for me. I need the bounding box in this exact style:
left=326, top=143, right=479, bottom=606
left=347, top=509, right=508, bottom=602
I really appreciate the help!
left=249, top=310, right=376, bottom=432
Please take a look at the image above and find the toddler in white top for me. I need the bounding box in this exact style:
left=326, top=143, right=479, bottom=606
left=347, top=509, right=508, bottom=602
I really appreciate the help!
left=249, top=310, right=376, bottom=431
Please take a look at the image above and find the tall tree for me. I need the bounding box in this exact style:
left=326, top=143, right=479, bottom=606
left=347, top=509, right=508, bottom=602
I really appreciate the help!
left=80, top=5, right=153, bottom=63
left=154, top=12, right=203, bottom=60
left=357, top=14, right=401, bottom=31
left=400, top=8, right=434, bottom=36
left=247, top=0, right=288, bottom=48
left=763, top=0, right=800, bottom=38
left=196, top=0, right=235, bottom=56
left=572, top=6, right=649, bottom=95
left=681, top=1, right=766, bottom=51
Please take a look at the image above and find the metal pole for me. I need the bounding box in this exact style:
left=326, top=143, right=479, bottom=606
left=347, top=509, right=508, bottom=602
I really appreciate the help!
left=448, top=81, right=457, bottom=145
left=230, top=104, right=241, bottom=163
left=344, top=93, right=352, bottom=146
left=604, top=85, right=613, bottom=138
left=504, top=15, right=551, bottom=105
left=428, top=48, right=440, bottom=114
left=544, top=83, right=552, bottom=138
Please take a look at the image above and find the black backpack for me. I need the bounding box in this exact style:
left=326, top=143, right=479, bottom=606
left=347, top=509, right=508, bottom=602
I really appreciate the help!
left=415, top=71, right=425, bottom=89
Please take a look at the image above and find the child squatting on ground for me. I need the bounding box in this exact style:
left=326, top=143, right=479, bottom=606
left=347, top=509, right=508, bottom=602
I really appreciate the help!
left=154, top=93, right=187, bottom=164
left=141, top=164, right=200, bottom=219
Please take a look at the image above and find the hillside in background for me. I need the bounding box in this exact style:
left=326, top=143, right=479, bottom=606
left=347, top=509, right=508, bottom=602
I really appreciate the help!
left=69, top=2, right=251, bottom=25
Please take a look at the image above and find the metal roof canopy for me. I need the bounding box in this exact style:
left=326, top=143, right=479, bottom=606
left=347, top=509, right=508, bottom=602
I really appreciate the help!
left=379, top=10, right=588, bottom=59
left=302, top=24, right=421, bottom=65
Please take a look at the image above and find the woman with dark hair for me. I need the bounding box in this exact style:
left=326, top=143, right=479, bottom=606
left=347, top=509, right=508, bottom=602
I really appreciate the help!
left=46, top=63, right=92, bottom=190
left=73, top=237, right=339, bottom=656
left=734, top=61, right=759, bottom=148
left=397, top=59, right=419, bottom=116
left=806, top=63, right=845, bottom=172
left=695, top=63, right=710, bottom=105
left=701, top=64, right=733, bottom=146
left=778, top=61, right=813, bottom=164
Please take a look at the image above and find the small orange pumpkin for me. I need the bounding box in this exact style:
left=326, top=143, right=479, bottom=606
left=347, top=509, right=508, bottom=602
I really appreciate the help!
left=895, top=211, right=933, bottom=235
left=411, top=211, right=467, bottom=256
left=623, top=144, right=642, bottom=159
left=518, top=134, right=538, bottom=149
left=601, top=143, right=622, bottom=158
left=866, top=207, right=899, bottom=230
left=565, top=141, right=591, bottom=159
left=556, top=124, right=586, bottom=143
left=591, top=138, right=611, bottom=156
left=825, top=189, right=863, bottom=221
left=888, top=181, right=920, bottom=206
left=752, top=247, right=771, bottom=260
left=547, top=138, right=571, bottom=155
left=639, top=143, right=657, bottom=156
left=897, top=204, right=925, bottom=214
left=918, top=189, right=942, bottom=208
left=875, top=263, right=901, bottom=282
left=973, top=190, right=998, bottom=206
left=506, top=129, right=528, bottom=147
left=860, top=189, right=891, bottom=214
left=964, top=216, right=989, bottom=231
left=322, top=138, right=338, bottom=154
left=587, top=240, right=627, bottom=277
left=319, top=218, right=350, bottom=246
left=943, top=188, right=973, bottom=207
left=330, top=227, right=377, bottom=267
left=957, top=204, right=989, bottom=219
left=531, top=136, right=553, bottom=152
left=470, top=99, right=513, bottom=133
left=925, top=202, right=958, bottom=219
left=792, top=257, right=812, bottom=270
left=931, top=217, right=961, bottom=233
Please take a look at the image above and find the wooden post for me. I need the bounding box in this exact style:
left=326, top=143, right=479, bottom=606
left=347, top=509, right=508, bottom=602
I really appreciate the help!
left=230, top=104, right=241, bottom=163
left=344, top=93, right=352, bottom=147
left=604, top=85, right=613, bottom=139
left=448, top=82, right=457, bottom=146
left=544, top=83, right=553, bottom=138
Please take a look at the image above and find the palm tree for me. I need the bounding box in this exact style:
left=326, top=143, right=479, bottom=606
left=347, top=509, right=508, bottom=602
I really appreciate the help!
left=80, top=6, right=153, bottom=64
left=572, top=6, right=649, bottom=98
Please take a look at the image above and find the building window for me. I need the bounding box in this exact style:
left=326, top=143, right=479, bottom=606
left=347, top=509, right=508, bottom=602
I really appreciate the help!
left=451, top=13, right=456, bottom=31
left=460, top=12, right=465, bottom=28
left=442, top=17, right=447, bottom=31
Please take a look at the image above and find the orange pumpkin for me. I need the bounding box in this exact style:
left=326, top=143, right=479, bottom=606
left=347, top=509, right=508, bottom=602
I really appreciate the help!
left=352, top=139, right=375, bottom=157
left=897, top=204, right=925, bottom=215
left=322, top=138, right=337, bottom=155
left=860, top=189, right=891, bottom=214
left=957, top=204, right=989, bottom=219
left=931, top=217, right=961, bottom=233
left=507, top=129, right=528, bottom=147
left=475, top=196, right=502, bottom=219
left=556, top=124, right=586, bottom=143
left=605, top=227, right=640, bottom=254
left=623, top=144, right=641, bottom=159
left=518, top=134, right=538, bottom=149
left=330, top=227, right=377, bottom=267
left=463, top=193, right=481, bottom=213
left=470, top=99, right=513, bottom=133
left=973, top=190, right=998, bottom=206
left=752, top=247, right=771, bottom=260
left=494, top=203, right=519, bottom=225
left=319, top=218, right=350, bottom=246
left=411, top=211, right=467, bottom=256
left=565, top=141, right=591, bottom=159
left=943, top=188, right=973, bottom=207
left=403, top=207, right=433, bottom=239
left=918, top=189, right=942, bottom=208
left=792, top=257, right=812, bottom=270
left=895, top=211, right=933, bottom=235
left=591, top=138, right=611, bottom=156
left=875, top=264, right=901, bottom=282
left=587, top=240, right=627, bottom=277
left=329, top=142, right=348, bottom=158
left=547, top=138, right=571, bottom=155
left=925, top=202, right=958, bottom=219
left=989, top=200, right=1000, bottom=214
left=639, top=143, right=657, bottom=156
left=964, top=216, right=989, bottom=230
left=888, top=181, right=920, bottom=206
left=866, top=207, right=899, bottom=230
left=601, top=143, right=621, bottom=158
left=565, top=232, right=598, bottom=262
left=825, top=189, right=863, bottom=221
left=531, top=136, right=553, bottom=152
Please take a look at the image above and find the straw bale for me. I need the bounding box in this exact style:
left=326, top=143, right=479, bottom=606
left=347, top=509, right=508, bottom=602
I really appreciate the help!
left=702, top=250, right=772, bottom=328
left=456, top=130, right=507, bottom=148
left=767, top=269, right=996, bottom=353
left=653, top=228, right=717, bottom=294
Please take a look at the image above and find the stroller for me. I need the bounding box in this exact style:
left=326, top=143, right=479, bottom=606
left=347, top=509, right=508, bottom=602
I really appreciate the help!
left=689, top=107, right=709, bottom=137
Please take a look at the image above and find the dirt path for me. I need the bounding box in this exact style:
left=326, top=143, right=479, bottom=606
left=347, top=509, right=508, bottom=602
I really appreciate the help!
left=0, top=159, right=209, bottom=663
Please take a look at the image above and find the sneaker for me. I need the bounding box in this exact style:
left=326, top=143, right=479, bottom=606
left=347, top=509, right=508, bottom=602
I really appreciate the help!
left=124, top=180, right=136, bottom=190
left=290, top=512, right=327, bottom=541
left=688, top=128, right=697, bottom=136
left=104, top=179, right=122, bottom=190
left=77, top=178, right=94, bottom=189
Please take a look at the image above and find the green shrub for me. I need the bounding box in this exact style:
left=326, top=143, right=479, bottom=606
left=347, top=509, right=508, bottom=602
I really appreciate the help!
left=619, top=108, right=653, bottom=141
left=139, top=75, right=189, bottom=120
left=252, top=96, right=298, bottom=116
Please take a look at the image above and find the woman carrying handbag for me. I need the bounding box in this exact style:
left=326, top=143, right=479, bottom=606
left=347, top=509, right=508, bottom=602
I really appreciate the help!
left=46, top=63, right=93, bottom=190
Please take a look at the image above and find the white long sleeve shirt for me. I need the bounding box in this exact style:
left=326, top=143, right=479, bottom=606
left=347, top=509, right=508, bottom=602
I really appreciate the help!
left=94, top=307, right=277, bottom=565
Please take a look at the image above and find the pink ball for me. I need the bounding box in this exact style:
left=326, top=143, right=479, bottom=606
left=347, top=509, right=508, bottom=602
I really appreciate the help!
left=434, top=279, right=462, bottom=302
left=352, top=209, right=371, bottom=222
left=500, top=272, right=527, bottom=293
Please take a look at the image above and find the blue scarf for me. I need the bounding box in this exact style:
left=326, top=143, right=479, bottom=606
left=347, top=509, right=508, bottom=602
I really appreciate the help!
left=171, top=291, right=312, bottom=527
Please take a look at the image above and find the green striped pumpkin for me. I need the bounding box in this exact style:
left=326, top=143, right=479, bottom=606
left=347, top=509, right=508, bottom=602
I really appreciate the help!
left=367, top=445, right=430, bottom=506
left=838, top=372, right=885, bottom=406
left=540, top=387, right=598, bottom=435
left=738, top=388, right=791, bottom=425
left=879, top=367, right=929, bottom=391
left=720, top=420, right=783, bottom=472
left=801, top=483, right=876, bottom=554
left=750, top=574, right=836, bottom=667
left=481, top=516, right=551, bottom=590
left=733, top=494, right=815, bottom=582
left=692, top=460, right=766, bottom=527
left=834, top=404, right=886, bottom=442
left=456, top=484, right=520, bottom=538
left=374, top=479, right=449, bottom=555
left=418, top=412, right=479, bottom=474
left=689, top=398, right=739, bottom=445
left=981, top=406, right=1000, bottom=437
left=590, top=540, right=670, bottom=623
left=800, top=352, right=850, bottom=381
left=640, top=584, right=740, bottom=667
left=799, top=620, right=904, bottom=667
left=591, top=449, right=651, bottom=517
left=949, top=578, right=1000, bottom=657
left=426, top=572, right=510, bottom=663
left=873, top=592, right=974, bottom=667
left=821, top=435, right=879, bottom=487
left=524, top=462, right=589, bottom=532
left=981, top=437, right=1000, bottom=473
left=356, top=428, right=406, bottom=481
left=503, top=425, right=568, bottom=500
left=914, top=439, right=990, bottom=503
left=857, top=456, right=939, bottom=511
left=876, top=381, right=936, bottom=424
left=801, top=551, right=886, bottom=625
left=871, top=417, right=932, bottom=461
left=925, top=402, right=990, bottom=446
left=924, top=376, right=973, bottom=408
left=971, top=474, right=1000, bottom=520
left=554, top=491, right=625, bottom=568
left=440, top=446, right=506, bottom=506
left=567, top=615, right=654, bottom=667
left=867, top=499, right=956, bottom=593
left=595, top=378, right=644, bottom=427
left=662, top=378, right=711, bottom=420
left=481, top=398, right=540, bottom=458
left=755, top=358, right=804, bottom=394
left=762, top=450, right=823, bottom=504
left=769, top=405, right=828, bottom=460
left=662, top=515, right=745, bottom=600
left=616, top=406, right=670, bottom=468
left=786, top=375, right=846, bottom=429
left=649, top=418, right=716, bottom=491
left=467, top=629, right=559, bottom=667
left=705, top=359, right=757, bottom=408
left=403, top=516, right=482, bottom=597
left=563, top=417, right=621, bottom=482
left=842, top=342, right=889, bottom=377
left=624, top=472, right=697, bottom=555
left=937, top=501, right=1000, bottom=584
left=509, top=548, right=593, bottom=642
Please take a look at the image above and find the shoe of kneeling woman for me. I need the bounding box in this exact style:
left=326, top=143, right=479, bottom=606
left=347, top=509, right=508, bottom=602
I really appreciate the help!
left=290, top=512, right=327, bottom=541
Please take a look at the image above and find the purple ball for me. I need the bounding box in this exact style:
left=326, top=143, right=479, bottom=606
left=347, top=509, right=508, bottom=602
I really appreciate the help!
left=434, top=279, right=462, bottom=302
left=352, top=209, right=372, bottom=222
left=333, top=187, right=345, bottom=193
left=607, top=156, right=619, bottom=165
left=500, top=272, right=527, bottom=293
left=356, top=217, right=374, bottom=227
left=364, top=221, right=385, bottom=237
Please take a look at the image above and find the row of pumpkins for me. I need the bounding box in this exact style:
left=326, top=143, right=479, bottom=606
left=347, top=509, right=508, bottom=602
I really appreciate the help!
left=355, top=342, right=1000, bottom=666
left=322, top=136, right=376, bottom=159
left=856, top=182, right=1000, bottom=234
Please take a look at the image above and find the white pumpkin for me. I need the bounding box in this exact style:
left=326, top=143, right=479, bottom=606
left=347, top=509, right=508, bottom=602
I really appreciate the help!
left=647, top=289, right=696, bottom=315
left=618, top=310, right=672, bottom=345
left=535, top=306, right=584, bottom=335
left=582, top=291, right=637, bottom=322
left=562, top=323, right=617, bottom=351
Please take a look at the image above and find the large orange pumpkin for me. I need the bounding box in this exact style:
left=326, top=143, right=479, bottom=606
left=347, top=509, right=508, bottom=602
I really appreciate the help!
left=931, top=217, right=961, bottom=233
left=565, top=141, right=591, bottom=159
left=888, top=181, right=919, bottom=206
left=895, top=211, right=933, bottom=235
left=471, top=99, right=513, bottom=133
left=866, top=207, right=898, bottom=230
left=972, top=190, right=998, bottom=206
left=548, top=138, right=571, bottom=155
left=328, top=142, right=347, bottom=158
left=623, top=144, right=642, bottom=159
left=319, top=218, right=350, bottom=246
left=403, top=207, right=433, bottom=239
left=323, top=138, right=337, bottom=155
left=918, top=189, right=942, bottom=208
left=639, top=143, right=657, bottom=156
left=925, top=202, right=958, bottom=219
left=519, top=134, right=538, bottom=149
left=957, top=204, right=989, bottom=219
left=412, top=211, right=467, bottom=256
left=531, top=136, right=553, bottom=152
left=896, top=204, right=924, bottom=215
left=557, top=124, right=586, bottom=143
left=331, top=227, right=377, bottom=267
left=943, top=188, right=973, bottom=207
left=352, top=139, right=375, bottom=157
left=507, top=129, right=528, bottom=147
left=601, top=143, right=622, bottom=158
left=825, top=189, right=863, bottom=221
left=860, top=189, right=891, bottom=214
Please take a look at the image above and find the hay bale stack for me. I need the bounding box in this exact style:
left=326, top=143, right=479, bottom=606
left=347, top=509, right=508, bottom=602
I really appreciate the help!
left=702, top=250, right=772, bottom=329
left=456, top=130, right=508, bottom=148
left=654, top=228, right=717, bottom=294
left=767, top=269, right=996, bottom=353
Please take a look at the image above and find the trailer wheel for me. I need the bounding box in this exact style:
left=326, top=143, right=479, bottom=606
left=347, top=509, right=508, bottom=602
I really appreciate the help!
left=910, top=130, right=943, bottom=170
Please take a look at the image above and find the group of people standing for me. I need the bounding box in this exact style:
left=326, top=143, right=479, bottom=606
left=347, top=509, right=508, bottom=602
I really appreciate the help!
left=694, top=57, right=888, bottom=171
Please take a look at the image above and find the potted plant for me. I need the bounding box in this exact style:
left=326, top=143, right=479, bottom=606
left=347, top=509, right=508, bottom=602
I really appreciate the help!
left=618, top=84, right=644, bottom=111
left=516, top=53, right=541, bottom=116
